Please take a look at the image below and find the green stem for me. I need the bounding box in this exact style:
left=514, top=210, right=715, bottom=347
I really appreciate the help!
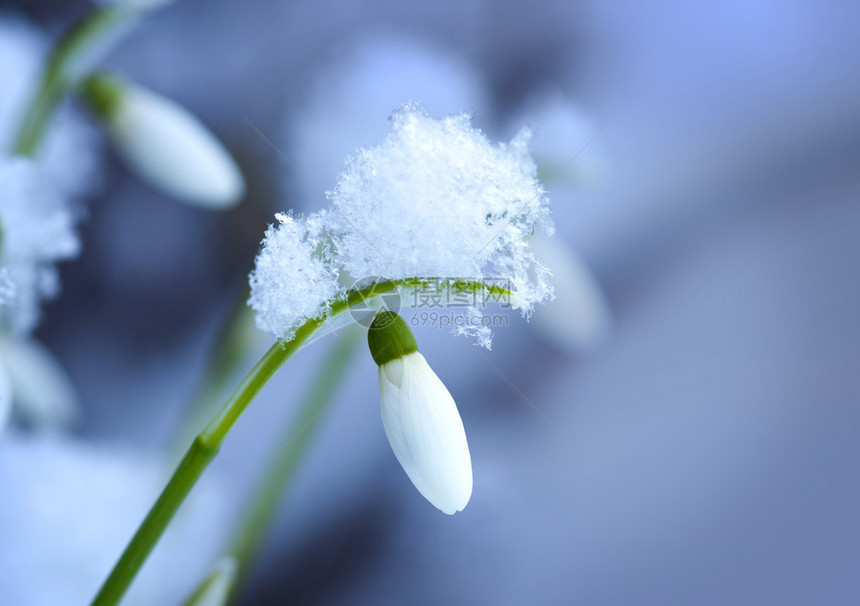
left=89, top=277, right=508, bottom=606
left=89, top=339, right=303, bottom=606
left=13, top=5, right=147, bottom=156
left=227, top=328, right=362, bottom=595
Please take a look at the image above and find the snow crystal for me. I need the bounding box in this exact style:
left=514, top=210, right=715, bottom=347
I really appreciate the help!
left=327, top=104, right=552, bottom=292
left=247, top=212, right=341, bottom=342
left=250, top=103, right=554, bottom=347
left=0, top=159, right=80, bottom=335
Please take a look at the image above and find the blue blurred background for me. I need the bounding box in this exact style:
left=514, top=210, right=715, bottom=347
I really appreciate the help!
left=3, top=0, right=860, bottom=604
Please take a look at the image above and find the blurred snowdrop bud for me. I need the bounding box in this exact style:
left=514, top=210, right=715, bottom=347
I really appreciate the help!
left=0, top=335, right=78, bottom=427
left=529, top=235, right=611, bottom=353
left=183, top=558, right=237, bottom=606
left=368, top=312, right=472, bottom=514
left=510, top=90, right=607, bottom=187
left=81, top=72, right=245, bottom=208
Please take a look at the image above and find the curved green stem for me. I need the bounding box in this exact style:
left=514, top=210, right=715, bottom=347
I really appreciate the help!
left=89, top=277, right=509, bottom=606
left=13, top=5, right=148, bottom=156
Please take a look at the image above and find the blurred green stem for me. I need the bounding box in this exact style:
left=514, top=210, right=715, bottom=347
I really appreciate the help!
left=89, top=278, right=509, bottom=606
left=90, top=335, right=312, bottom=606
left=182, top=557, right=238, bottom=606
left=13, top=4, right=149, bottom=156
left=226, top=328, right=362, bottom=597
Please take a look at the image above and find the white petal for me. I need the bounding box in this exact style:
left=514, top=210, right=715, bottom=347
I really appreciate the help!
left=109, top=85, right=245, bottom=208
left=0, top=336, right=79, bottom=427
left=379, top=352, right=472, bottom=514
left=0, top=362, right=11, bottom=434
left=529, top=235, right=611, bottom=352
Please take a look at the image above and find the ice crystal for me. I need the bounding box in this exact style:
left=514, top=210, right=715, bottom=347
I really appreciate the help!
left=248, top=212, right=341, bottom=341
left=250, top=103, right=553, bottom=347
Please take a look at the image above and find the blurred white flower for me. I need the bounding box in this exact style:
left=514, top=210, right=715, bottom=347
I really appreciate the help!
left=82, top=73, right=245, bottom=209
left=506, top=91, right=613, bottom=352
left=0, top=432, right=230, bottom=606
left=528, top=235, right=611, bottom=353
left=508, top=89, right=607, bottom=187
left=0, top=334, right=79, bottom=428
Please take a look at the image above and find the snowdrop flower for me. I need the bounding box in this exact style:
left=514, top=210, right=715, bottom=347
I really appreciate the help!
left=0, top=334, right=79, bottom=427
left=508, top=90, right=607, bottom=187
left=506, top=91, right=613, bottom=351
left=250, top=102, right=554, bottom=348
left=368, top=312, right=472, bottom=514
left=81, top=72, right=245, bottom=208
left=528, top=235, right=611, bottom=352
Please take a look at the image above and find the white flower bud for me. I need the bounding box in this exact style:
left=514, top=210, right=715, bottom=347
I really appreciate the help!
left=368, top=312, right=473, bottom=514
left=82, top=73, right=245, bottom=208
left=0, top=335, right=79, bottom=427
left=378, top=349, right=472, bottom=515
left=529, top=235, right=611, bottom=352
